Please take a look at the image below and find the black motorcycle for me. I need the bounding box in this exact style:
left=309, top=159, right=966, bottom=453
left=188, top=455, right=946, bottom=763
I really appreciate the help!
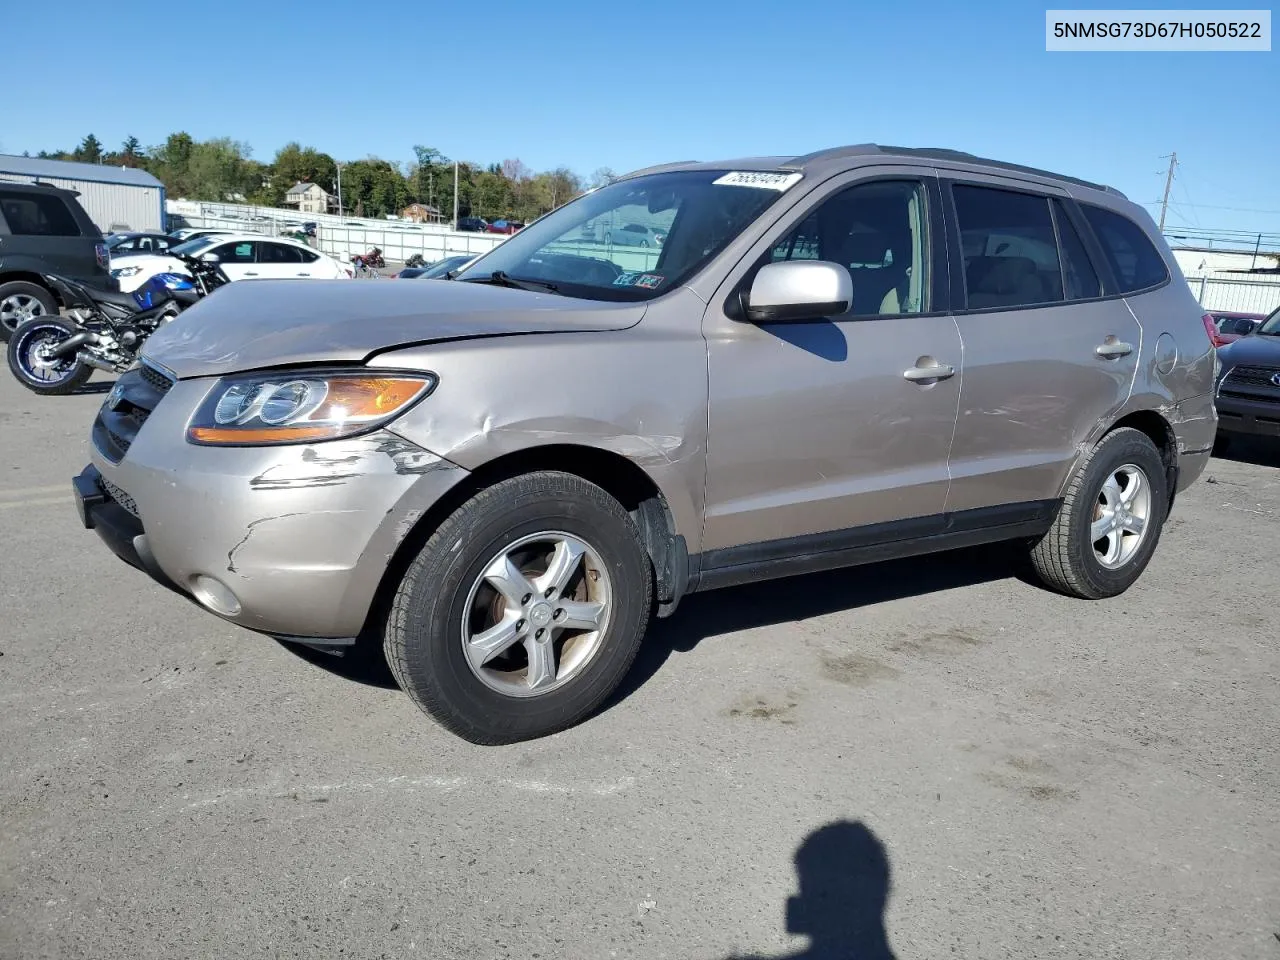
left=6, top=255, right=228, bottom=395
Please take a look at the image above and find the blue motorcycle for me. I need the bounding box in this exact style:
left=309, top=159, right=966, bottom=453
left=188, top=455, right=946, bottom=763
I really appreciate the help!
left=6, top=255, right=228, bottom=395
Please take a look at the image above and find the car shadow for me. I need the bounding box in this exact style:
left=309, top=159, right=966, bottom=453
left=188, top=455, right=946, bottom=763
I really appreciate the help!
left=607, top=543, right=1019, bottom=711
left=1214, top=435, right=1280, bottom=468
left=721, top=820, right=897, bottom=960
left=73, top=380, right=115, bottom=395
left=281, top=543, right=1020, bottom=700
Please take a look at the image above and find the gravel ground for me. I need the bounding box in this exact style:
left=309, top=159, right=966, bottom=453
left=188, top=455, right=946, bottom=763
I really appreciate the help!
left=1, top=369, right=1277, bottom=960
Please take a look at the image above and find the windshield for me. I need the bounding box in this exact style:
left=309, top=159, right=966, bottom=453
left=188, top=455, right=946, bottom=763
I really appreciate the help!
left=1258, top=305, right=1280, bottom=335
left=170, top=236, right=220, bottom=258
left=455, top=169, right=797, bottom=300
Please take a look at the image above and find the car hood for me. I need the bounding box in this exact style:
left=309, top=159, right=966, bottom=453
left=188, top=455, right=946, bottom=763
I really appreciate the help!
left=142, top=278, right=645, bottom=379
left=1217, top=333, right=1280, bottom=372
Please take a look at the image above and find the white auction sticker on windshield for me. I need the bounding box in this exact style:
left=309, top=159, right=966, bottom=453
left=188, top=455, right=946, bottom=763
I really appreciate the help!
left=712, top=171, right=803, bottom=191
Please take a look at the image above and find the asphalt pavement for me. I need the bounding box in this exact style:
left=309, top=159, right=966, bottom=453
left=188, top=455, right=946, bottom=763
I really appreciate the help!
left=1, top=369, right=1277, bottom=959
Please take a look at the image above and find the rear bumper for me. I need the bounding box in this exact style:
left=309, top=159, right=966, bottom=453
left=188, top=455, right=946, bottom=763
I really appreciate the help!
left=1216, top=395, right=1280, bottom=439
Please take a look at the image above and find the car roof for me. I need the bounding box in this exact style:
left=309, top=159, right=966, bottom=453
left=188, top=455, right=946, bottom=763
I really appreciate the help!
left=619, top=143, right=1126, bottom=200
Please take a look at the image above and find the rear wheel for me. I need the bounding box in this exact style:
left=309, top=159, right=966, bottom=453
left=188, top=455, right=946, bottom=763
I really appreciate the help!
left=1027, top=427, right=1168, bottom=599
left=385, top=471, right=652, bottom=743
left=6, top=317, right=93, bottom=395
left=0, top=281, right=57, bottom=343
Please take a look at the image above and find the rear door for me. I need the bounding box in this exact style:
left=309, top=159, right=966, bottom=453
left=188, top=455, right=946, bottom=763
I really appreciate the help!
left=701, top=169, right=962, bottom=560
left=941, top=176, right=1141, bottom=513
left=254, top=241, right=311, bottom=278
left=0, top=188, right=98, bottom=282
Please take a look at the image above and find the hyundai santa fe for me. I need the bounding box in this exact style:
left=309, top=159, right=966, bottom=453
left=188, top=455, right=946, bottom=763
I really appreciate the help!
left=73, top=144, right=1218, bottom=743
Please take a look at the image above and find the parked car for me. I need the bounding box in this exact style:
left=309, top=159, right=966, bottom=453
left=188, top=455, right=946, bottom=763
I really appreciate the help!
left=456, top=217, right=488, bottom=232
left=106, top=232, right=183, bottom=257
left=110, top=234, right=350, bottom=291
left=73, top=145, right=1217, bottom=744
left=396, top=254, right=476, bottom=279
left=1214, top=305, right=1280, bottom=445
left=605, top=223, right=662, bottom=247
left=487, top=220, right=525, bottom=235
left=0, top=180, right=111, bottom=341
left=1206, top=309, right=1266, bottom=346
left=168, top=228, right=236, bottom=243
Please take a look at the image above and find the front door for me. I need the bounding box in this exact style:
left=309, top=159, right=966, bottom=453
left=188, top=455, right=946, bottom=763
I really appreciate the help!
left=942, top=179, right=1141, bottom=513
left=701, top=172, right=962, bottom=562
left=207, top=240, right=259, bottom=282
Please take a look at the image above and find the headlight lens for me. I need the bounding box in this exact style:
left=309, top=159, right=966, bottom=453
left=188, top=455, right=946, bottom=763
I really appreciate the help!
left=111, top=265, right=142, bottom=278
left=188, top=371, right=435, bottom=445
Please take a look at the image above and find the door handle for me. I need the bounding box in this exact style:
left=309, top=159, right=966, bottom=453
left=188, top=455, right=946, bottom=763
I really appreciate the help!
left=244, top=271, right=258, bottom=277
left=903, top=362, right=955, bottom=383
left=1095, top=340, right=1134, bottom=359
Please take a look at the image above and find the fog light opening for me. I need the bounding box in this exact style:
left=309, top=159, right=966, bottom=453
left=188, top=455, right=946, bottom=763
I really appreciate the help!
left=190, top=575, right=242, bottom=617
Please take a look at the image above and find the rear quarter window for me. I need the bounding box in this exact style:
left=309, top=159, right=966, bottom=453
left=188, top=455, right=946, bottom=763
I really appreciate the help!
left=0, top=190, right=83, bottom=237
left=1080, top=205, right=1169, bottom=293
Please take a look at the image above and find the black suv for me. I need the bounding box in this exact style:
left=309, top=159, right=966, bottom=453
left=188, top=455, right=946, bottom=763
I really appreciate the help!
left=0, top=181, right=111, bottom=341
left=456, top=216, right=488, bottom=232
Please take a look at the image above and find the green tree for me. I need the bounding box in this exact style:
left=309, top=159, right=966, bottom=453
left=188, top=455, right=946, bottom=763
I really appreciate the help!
left=119, top=136, right=144, bottom=168
left=184, top=138, right=257, bottom=201
left=410, top=144, right=449, bottom=211
left=268, top=142, right=338, bottom=206
left=340, top=158, right=409, bottom=219
left=73, top=134, right=103, bottom=164
left=150, top=132, right=196, bottom=196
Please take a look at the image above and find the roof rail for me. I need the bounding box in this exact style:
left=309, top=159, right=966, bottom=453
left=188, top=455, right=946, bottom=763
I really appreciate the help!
left=783, top=143, right=1125, bottom=198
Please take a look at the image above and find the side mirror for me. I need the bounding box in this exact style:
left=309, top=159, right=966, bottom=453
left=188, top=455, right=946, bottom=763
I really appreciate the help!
left=743, top=261, right=852, bottom=323
left=200, top=252, right=221, bottom=263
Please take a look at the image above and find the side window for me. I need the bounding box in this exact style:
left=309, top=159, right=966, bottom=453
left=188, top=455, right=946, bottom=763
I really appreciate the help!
left=0, top=191, right=82, bottom=237
left=260, top=243, right=305, bottom=263
left=1051, top=200, right=1101, bottom=300
left=1080, top=204, right=1169, bottom=293
left=215, top=241, right=256, bottom=264
left=769, top=179, right=929, bottom=316
left=297, top=248, right=319, bottom=263
left=953, top=185, right=1063, bottom=309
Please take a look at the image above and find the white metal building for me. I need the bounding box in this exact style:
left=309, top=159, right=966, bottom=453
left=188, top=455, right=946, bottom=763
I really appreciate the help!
left=0, top=155, right=165, bottom=233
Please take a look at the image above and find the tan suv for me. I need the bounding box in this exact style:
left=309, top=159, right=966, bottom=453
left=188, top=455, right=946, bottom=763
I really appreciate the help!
left=72, top=145, right=1218, bottom=743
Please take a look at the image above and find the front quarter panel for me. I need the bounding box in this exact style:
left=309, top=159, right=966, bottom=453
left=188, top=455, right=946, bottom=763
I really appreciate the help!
left=368, top=298, right=709, bottom=552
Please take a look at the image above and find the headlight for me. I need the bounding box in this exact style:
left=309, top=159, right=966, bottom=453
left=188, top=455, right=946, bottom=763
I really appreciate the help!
left=187, top=371, right=436, bottom=445
left=111, top=265, right=142, bottom=278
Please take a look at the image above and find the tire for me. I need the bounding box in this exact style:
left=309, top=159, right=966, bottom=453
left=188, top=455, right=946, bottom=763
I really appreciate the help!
left=1027, top=427, right=1168, bottom=599
left=0, top=281, right=58, bottom=343
left=385, top=471, right=653, bottom=743
left=6, top=317, right=94, bottom=395
left=639, top=239, right=649, bottom=248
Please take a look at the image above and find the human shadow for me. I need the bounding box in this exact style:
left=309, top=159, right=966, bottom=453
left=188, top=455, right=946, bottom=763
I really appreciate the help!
left=726, top=820, right=897, bottom=960
left=761, top=319, right=848, bottom=362
left=609, top=542, right=1017, bottom=710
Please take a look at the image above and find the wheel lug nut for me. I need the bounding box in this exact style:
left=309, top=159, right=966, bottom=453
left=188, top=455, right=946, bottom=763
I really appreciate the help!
left=545, top=587, right=555, bottom=599
left=517, top=619, right=526, bottom=631
left=521, top=593, right=531, bottom=605
left=553, top=609, right=564, bottom=620
left=535, top=628, right=545, bottom=639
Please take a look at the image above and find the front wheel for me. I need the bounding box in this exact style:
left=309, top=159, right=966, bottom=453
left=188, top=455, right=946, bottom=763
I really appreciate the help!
left=1026, top=427, right=1168, bottom=599
left=6, top=317, right=94, bottom=395
left=385, top=471, right=653, bottom=743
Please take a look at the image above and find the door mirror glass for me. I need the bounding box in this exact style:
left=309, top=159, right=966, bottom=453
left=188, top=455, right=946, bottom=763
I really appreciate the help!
left=744, top=260, right=852, bottom=323
left=200, top=252, right=221, bottom=263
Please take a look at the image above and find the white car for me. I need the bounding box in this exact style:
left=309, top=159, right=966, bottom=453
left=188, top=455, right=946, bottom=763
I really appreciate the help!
left=110, top=234, right=351, bottom=292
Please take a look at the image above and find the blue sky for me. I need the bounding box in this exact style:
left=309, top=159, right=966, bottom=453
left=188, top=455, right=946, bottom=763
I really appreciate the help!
left=5, top=0, right=1276, bottom=235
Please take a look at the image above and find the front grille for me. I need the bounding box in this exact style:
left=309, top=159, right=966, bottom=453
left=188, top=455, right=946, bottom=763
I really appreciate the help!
left=91, top=364, right=174, bottom=463
left=1221, top=364, right=1280, bottom=402
left=99, top=476, right=139, bottom=518
left=139, top=362, right=175, bottom=395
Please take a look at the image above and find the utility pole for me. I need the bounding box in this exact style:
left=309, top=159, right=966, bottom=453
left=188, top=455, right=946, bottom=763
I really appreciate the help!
left=453, top=161, right=459, bottom=228
left=1157, top=152, right=1177, bottom=232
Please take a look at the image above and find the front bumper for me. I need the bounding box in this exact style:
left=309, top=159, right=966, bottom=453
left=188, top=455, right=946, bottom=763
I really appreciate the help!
left=80, top=377, right=471, bottom=640
left=1216, top=394, right=1280, bottom=439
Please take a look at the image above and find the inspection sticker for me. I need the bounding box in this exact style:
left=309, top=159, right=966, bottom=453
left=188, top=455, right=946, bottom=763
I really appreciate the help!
left=712, top=171, right=803, bottom=191
left=634, top=273, right=665, bottom=289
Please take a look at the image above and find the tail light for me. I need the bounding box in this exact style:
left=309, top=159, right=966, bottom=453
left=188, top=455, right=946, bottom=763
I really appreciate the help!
left=1202, top=313, right=1228, bottom=348
left=95, top=243, right=109, bottom=270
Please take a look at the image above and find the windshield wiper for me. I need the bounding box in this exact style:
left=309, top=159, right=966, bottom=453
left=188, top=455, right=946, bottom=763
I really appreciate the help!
left=463, top=270, right=559, bottom=294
